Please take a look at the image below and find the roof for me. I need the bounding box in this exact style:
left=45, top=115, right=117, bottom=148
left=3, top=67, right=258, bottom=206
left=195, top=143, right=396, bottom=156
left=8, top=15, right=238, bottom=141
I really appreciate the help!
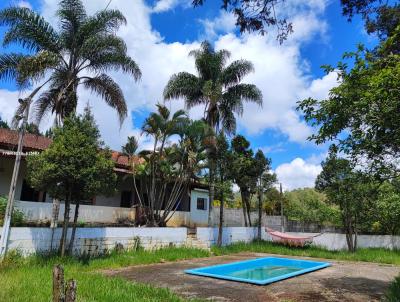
left=0, top=128, right=51, bottom=151
left=0, top=128, right=136, bottom=169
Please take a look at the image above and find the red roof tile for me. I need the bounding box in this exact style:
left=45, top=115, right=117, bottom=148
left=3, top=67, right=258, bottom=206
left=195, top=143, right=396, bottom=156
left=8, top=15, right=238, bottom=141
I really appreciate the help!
left=0, top=128, right=51, bottom=151
left=0, top=128, right=141, bottom=168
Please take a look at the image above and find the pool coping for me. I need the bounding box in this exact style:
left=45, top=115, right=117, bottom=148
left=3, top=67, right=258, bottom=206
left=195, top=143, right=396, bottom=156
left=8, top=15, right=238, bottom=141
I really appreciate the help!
left=184, top=256, right=331, bottom=285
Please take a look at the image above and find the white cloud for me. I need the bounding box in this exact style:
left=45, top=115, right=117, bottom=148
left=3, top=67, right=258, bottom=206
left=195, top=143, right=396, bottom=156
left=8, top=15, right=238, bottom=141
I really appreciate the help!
left=199, top=11, right=237, bottom=40
left=152, top=0, right=188, bottom=13
left=17, top=0, right=32, bottom=9
left=0, top=0, right=337, bottom=151
left=275, top=157, right=322, bottom=190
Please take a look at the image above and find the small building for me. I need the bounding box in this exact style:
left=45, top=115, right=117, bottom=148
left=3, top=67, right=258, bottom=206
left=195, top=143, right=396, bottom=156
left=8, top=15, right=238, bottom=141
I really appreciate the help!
left=0, top=128, right=209, bottom=227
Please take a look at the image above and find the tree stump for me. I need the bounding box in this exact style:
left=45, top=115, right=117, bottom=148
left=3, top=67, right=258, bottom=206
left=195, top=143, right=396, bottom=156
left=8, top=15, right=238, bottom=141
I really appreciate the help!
left=65, top=279, right=77, bottom=302
left=53, top=265, right=65, bottom=302
left=53, top=265, right=77, bottom=302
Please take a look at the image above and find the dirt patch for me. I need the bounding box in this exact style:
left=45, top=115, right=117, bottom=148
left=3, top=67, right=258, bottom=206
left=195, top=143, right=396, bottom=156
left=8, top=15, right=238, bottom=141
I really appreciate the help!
left=103, top=253, right=400, bottom=302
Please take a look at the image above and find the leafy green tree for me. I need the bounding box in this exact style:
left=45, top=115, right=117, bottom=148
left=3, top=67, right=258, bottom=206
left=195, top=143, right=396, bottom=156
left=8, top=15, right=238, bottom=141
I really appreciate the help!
left=0, top=0, right=141, bottom=126
left=230, top=135, right=256, bottom=226
left=315, top=147, right=374, bottom=252
left=298, top=31, right=400, bottom=179
left=27, top=108, right=116, bottom=256
left=25, top=122, right=41, bottom=135
left=373, top=181, right=400, bottom=235
left=164, top=41, right=262, bottom=224
left=284, top=188, right=340, bottom=228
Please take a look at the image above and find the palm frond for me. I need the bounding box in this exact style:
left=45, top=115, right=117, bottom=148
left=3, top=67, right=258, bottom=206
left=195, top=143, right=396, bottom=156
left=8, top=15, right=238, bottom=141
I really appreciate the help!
left=78, top=9, right=126, bottom=39
left=17, top=51, right=60, bottom=86
left=33, top=88, right=58, bottom=125
left=0, top=53, right=26, bottom=84
left=221, top=59, right=254, bottom=87
left=57, top=0, right=87, bottom=48
left=163, top=72, right=202, bottom=105
left=86, top=51, right=141, bottom=80
left=82, top=74, right=127, bottom=124
left=0, top=7, right=60, bottom=52
left=223, top=84, right=263, bottom=108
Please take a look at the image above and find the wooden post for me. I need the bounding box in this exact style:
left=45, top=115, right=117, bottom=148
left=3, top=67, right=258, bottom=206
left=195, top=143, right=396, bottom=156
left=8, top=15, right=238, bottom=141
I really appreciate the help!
left=53, top=265, right=65, bottom=302
left=65, top=279, right=77, bottom=302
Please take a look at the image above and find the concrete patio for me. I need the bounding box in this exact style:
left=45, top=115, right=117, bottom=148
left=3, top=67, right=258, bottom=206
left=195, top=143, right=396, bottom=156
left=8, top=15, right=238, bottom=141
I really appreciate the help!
left=104, top=252, right=400, bottom=302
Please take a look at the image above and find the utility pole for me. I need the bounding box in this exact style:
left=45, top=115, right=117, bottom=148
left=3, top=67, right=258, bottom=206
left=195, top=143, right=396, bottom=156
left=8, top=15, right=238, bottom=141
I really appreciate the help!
left=280, top=183, right=284, bottom=232
left=0, top=98, right=30, bottom=259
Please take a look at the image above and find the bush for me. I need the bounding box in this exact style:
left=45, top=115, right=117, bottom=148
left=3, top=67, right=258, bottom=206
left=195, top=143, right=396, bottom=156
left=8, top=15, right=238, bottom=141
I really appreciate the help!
left=385, top=274, right=400, bottom=302
left=0, top=195, right=25, bottom=226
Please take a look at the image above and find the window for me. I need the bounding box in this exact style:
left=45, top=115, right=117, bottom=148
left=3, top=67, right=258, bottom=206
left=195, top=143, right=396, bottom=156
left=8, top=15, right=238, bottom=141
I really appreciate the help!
left=196, top=197, right=207, bottom=210
left=20, top=179, right=46, bottom=202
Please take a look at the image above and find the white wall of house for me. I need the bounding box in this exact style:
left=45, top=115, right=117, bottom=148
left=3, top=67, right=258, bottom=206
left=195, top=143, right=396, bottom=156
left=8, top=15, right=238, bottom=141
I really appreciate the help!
left=189, top=189, right=209, bottom=226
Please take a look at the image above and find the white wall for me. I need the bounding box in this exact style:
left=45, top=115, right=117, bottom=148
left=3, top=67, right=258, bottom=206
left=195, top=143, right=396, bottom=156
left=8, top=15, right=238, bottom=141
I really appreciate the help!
left=1, top=227, right=400, bottom=256
left=289, top=232, right=400, bottom=251
left=15, top=200, right=136, bottom=224
left=1, top=227, right=188, bottom=255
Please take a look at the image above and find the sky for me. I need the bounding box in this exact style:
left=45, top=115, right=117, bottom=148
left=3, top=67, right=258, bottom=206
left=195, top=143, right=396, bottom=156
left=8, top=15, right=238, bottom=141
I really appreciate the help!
left=0, top=0, right=377, bottom=190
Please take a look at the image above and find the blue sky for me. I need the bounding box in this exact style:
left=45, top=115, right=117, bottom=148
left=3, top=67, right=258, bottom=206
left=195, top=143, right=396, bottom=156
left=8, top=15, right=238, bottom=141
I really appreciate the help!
left=0, top=0, right=377, bottom=190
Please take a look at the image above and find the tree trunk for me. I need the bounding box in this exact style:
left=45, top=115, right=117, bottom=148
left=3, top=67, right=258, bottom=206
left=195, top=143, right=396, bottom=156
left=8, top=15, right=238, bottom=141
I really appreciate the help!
left=59, top=193, right=71, bottom=257
left=208, top=159, right=215, bottom=226
left=244, top=192, right=252, bottom=227
left=50, top=198, right=60, bottom=251
left=240, top=190, right=248, bottom=227
left=65, top=279, right=77, bottom=302
left=217, top=194, right=224, bottom=247
left=68, top=201, right=80, bottom=255
left=257, top=184, right=262, bottom=240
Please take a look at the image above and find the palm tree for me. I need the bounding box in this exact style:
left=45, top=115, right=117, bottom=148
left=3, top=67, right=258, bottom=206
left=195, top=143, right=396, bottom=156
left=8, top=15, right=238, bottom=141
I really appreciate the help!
left=0, top=0, right=141, bottom=126
left=163, top=41, right=262, bottom=224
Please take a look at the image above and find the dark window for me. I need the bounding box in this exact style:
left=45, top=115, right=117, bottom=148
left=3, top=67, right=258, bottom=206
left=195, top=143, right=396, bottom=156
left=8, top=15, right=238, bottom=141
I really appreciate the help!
left=20, top=179, right=46, bottom=202
left=196, top=197, right=206, bottom=210
left=120, top=191, right=132, bottom=208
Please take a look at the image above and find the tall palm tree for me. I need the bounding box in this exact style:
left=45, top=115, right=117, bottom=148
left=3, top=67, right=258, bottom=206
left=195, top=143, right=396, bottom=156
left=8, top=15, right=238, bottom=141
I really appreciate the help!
left=163, top=41, right=262, bottom=224
left=0, top=0, right=141, bottom=126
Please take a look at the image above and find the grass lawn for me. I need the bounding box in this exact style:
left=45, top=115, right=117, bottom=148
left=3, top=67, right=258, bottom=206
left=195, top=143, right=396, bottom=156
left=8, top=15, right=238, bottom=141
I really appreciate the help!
left=1, top=241, right=399, bottom=301
left=0, top=247, right=210, bottom=302
left=212, top=240, right=400, bottom=265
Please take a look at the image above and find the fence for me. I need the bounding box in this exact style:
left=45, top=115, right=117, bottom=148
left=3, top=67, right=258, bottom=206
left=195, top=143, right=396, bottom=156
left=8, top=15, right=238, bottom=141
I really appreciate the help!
left=2, top=226, right=400, bottom=256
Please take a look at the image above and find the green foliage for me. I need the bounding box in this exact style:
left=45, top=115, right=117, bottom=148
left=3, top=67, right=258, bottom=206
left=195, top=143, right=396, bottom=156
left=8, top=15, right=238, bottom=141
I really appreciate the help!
left=298, top=30, right=400, bottom=178
left=122, top=136, right=139, bottom=157
left=315, top=147, right=377, bottom=251
left=284, top=188, right=340, bottom=226
left=370, top=181, right=400, bottom=235
left=26, top=108, right=116, bottom=203
left=0, top=0, right=141, bottom=126
left=0, top=195, right=25, bottom=226
left=0, top=116, right=9, bottom=129
left=385, top=274, right=400, bottom=302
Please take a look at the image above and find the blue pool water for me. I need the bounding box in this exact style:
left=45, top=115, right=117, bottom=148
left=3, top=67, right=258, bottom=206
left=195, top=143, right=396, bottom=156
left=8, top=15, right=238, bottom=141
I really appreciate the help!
left=185, top=257, right=330, bottom=285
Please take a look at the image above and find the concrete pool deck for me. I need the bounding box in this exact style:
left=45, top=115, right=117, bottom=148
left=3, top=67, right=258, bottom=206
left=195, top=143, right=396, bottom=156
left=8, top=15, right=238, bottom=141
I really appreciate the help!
left=103, top=253, right=400, bottom=301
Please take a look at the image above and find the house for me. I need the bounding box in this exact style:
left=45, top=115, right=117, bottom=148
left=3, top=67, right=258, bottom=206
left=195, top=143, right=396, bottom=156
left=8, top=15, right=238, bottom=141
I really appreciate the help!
left=0, top=128, right=210, bottom=227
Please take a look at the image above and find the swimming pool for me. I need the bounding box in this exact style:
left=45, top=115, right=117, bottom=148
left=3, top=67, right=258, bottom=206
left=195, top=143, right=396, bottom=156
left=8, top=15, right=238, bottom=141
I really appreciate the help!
left=185, top=257, right=330, bottom=285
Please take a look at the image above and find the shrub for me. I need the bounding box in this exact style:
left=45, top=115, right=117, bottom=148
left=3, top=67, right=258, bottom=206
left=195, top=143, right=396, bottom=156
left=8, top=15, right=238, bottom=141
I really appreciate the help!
left=385, top=274, right=400, bottom=302
left=0, top=195, right=25, bottom=226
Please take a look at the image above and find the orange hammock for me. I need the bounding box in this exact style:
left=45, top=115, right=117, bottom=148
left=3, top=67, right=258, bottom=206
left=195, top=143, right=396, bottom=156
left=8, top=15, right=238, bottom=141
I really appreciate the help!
left=265, top=227, right=323, bottom=247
